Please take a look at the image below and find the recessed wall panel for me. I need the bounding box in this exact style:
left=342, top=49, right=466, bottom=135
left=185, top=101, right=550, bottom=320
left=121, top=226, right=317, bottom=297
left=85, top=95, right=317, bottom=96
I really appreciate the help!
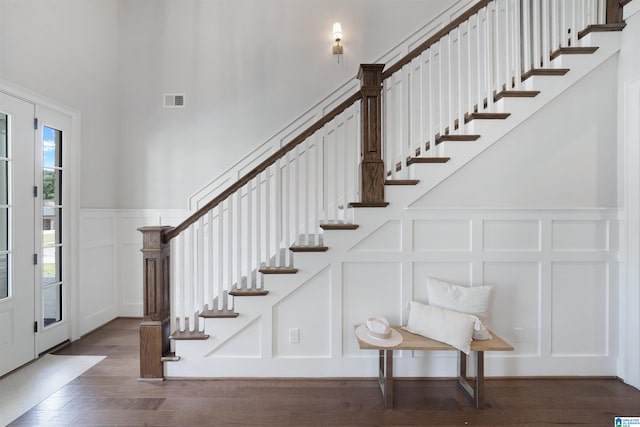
left=552, top=220, right=608, bottom=251
left=342, top=262, right=401, bottom=357
left=551, top=262, right=607, bottom=356
left=80, top=245, right=114, bottom=320
left=413, top=220, right=471, bottom=252
left=483, top=220, right=540, bottom=252
left=483, top=262, right=541, bottom=355
left=274, top=268, right=331, bottom=358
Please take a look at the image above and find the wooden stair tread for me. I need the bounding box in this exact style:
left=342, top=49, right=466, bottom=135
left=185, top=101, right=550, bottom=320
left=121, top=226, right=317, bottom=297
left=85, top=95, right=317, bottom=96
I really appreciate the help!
left=229, top=287, right=269, bottom=296
left=550, top=46, right=599, bottom=60
left=161, top=352, right=180, bottom=362
left=259, top=267, right=298, bottom=274
left=348, top=202, right=390, bottom=208
left=200, top=308, right=239, bottom=318
left=407, top=157, right=450, bottom=165
left=521, top=68, right=570, bottom=81
left=320, top=223, right=359, bottom=230
left=465, top=112, right=511, bottom=123
left=385, top=179, right=419, bottom=185
left=494, top=90, right=540, bottom=101
left=289, top=245, right=329, bottom=252
left=435, top=134, right=480, bottom=144
left=170, top=330, right=210, bottom=340
left=578, top=23, right=626, bottom=39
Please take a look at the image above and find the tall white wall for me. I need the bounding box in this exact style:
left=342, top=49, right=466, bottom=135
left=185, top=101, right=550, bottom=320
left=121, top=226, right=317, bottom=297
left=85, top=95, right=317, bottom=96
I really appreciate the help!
left=0, top=0, right=119, bottom=208
left=115, top=0, right=454, bottom=209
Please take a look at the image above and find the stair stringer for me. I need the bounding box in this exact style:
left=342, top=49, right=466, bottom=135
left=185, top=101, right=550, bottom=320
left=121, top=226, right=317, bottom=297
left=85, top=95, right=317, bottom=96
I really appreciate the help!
left=165, top=30, right=622, bottom=378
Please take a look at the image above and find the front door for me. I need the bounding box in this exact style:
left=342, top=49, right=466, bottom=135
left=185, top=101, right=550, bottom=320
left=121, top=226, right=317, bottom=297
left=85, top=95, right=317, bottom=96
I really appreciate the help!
left=0, top=92, right=36, bottom=377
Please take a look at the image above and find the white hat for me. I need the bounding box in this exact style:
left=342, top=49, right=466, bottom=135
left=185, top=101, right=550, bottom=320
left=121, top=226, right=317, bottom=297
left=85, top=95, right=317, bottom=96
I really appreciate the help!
left=355, top=317, right=403, bottom=347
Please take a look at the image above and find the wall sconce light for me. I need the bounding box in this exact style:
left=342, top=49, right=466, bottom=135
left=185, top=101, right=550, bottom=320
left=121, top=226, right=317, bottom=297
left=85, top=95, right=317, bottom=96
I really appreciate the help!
left=332, top=22, right=343, bottom=60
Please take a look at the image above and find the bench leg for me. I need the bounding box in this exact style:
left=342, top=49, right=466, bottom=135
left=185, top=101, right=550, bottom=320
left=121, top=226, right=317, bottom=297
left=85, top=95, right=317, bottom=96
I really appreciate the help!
left=377, top=349, right=394, bottom=408
left=457, top=351, right=485, bottom=409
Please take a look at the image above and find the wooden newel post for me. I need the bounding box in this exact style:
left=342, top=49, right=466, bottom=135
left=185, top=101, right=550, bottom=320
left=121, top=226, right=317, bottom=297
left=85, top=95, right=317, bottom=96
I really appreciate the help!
left=606, top=0, right=623, bottom=24
left=358, top=64, right=386, bottom=205
left=138, top=226, right=173, bottom=380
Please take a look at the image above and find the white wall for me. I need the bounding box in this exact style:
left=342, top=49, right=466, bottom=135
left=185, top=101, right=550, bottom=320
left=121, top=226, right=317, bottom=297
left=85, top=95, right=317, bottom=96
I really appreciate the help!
left=115, top=0, right=454, bottom=209
left=0, top=0, right=120, bottom=208
left=413, top=56, right=619, bottom=209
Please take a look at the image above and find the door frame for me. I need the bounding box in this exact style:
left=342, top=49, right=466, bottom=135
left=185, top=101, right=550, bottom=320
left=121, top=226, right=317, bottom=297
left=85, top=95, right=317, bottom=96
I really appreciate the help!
left=0, top=77, right=81, bottom=344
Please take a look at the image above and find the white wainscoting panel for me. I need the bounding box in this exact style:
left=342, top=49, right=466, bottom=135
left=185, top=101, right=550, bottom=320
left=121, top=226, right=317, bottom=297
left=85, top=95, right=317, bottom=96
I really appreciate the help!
left=552, top=220, right=609, bottom=252
left=79, top=212, right=117, bottom=335
left=483, top=220, right=541, bottom=252
left=483, top=262, right=542, bottom=356
left=551, top=261, right=609, bottom=356
left=342, top=262, right=402, bottom=357
left=413, top=220, right=472, bottom=252
left=79, top=209, right=188, bottom=331
left=273, top=267, right=331, bottom=358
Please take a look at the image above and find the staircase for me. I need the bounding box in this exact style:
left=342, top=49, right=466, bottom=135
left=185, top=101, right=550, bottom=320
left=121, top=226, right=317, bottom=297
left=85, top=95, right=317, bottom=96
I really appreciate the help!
left=139, top=0, right=629, bottom=379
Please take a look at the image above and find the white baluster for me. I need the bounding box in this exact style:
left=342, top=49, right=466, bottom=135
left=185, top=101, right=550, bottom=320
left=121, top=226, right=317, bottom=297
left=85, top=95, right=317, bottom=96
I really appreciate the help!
left=570, top=0, right=577, bottom=47
left=542, top=0, right=550, bottom=68
left=343, top=114, right=350, bottom=217
left=458, top=25, right=464, bottom=134
left=514, top=1, right=522, bottom=91
left=475, top=12, right=481, bottom=114
left=207, top=210, right=214, bottom=310
left=197, top=217, right=204, bottom=325
left=265, top=164, right=272, bottom=268
left=467, top=18, right=474, bottom=117
left=246, top=178, right=253, bottom=289
left=275, top=158, right=282, bottom=267
left=294, top=145, right=300, bottom=246
left=447, top=32, right=454, bottom=139
left=419, top=51, right=426, bottom=158
left=533, top=0, right=541, bottom=67
left=384, top=78, right=395, bottom=177
left=304, top=139, right=310, bottom=244
left=437, top=40, right=444, bottom=148
left=283, top=151, right=291, bottom=266
left=217, top=204, right=224, bottom=310
left=226, top=196, right=233, bottom=298
left=255, top=172, right=262, bottom=290
left=598, top=0, right=606, bottom=25
left=353, top=104, right=361, bottom=210
left=176, top=233, right=184, bottom=331
left=315, top=131, right=323, bottom=226
left=486, top=4, right=495, bottom=112
left=187, top=225, right=194, bottom=331
left=402, top=64, right=410, bottom=175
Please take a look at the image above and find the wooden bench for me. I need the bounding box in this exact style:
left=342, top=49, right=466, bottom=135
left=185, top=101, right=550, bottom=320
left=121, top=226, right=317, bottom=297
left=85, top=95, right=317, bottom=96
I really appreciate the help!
left=355, top=326, right=513, bottom=409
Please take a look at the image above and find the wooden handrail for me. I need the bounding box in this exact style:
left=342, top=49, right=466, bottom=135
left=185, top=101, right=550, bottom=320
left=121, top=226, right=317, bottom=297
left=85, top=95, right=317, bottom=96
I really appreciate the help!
left=164, top=91, right=363, bottom=243
left=382, top=0, right=627, bottom=80
left=382, top=0, right=492, bottom=80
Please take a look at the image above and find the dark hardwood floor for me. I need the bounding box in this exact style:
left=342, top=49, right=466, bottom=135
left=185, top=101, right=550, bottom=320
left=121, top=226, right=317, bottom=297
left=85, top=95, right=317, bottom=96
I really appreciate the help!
left=9, top=318, right=640, bottom=426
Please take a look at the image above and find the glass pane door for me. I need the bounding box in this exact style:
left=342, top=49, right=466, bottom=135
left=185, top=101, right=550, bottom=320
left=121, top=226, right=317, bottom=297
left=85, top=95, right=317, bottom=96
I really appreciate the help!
left=42, top=126, right=63, bottom=327
left=0, top=113, right=8, bottom=301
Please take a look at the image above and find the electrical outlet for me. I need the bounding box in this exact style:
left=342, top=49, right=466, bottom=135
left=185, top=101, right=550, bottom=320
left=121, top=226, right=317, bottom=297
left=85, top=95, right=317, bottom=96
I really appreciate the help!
left=513, top=327, right=524, bottom=343
left=289, top=328, right=300, bottom=344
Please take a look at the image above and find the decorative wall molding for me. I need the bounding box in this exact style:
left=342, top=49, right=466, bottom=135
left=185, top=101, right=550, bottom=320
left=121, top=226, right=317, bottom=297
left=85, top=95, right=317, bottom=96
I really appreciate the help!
left=165, top=207, right=620, bottom=378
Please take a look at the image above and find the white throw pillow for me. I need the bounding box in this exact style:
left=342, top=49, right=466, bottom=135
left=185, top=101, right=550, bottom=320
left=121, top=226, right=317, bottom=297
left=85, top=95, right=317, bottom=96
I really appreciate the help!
left=426, top=277, right=494, bottom=340
left=403, top=301, right=478, bottom=354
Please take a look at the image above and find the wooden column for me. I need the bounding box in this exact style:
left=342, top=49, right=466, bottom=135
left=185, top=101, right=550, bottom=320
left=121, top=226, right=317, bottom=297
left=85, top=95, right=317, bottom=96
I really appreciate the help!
left=138, top=226, right=173, bottom=380
left=606, top=0, right=623, bottom=24
left=357, top=64, right=387, bottom=205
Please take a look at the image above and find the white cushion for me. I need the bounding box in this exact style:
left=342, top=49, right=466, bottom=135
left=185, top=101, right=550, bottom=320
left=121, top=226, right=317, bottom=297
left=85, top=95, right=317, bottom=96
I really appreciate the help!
left=403, top=301, right=477, bottom=354
left=427, top=277, right=493, bottom=340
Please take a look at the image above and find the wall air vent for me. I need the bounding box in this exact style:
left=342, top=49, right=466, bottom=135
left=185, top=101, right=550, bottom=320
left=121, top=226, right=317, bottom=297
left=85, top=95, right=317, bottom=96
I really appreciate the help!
left=163, top=93, right=186, bottom=108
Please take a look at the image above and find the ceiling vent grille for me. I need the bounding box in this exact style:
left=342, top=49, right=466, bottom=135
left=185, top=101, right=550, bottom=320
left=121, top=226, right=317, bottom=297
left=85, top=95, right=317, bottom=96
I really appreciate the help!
left=163, top=93, right=185, bottom=108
